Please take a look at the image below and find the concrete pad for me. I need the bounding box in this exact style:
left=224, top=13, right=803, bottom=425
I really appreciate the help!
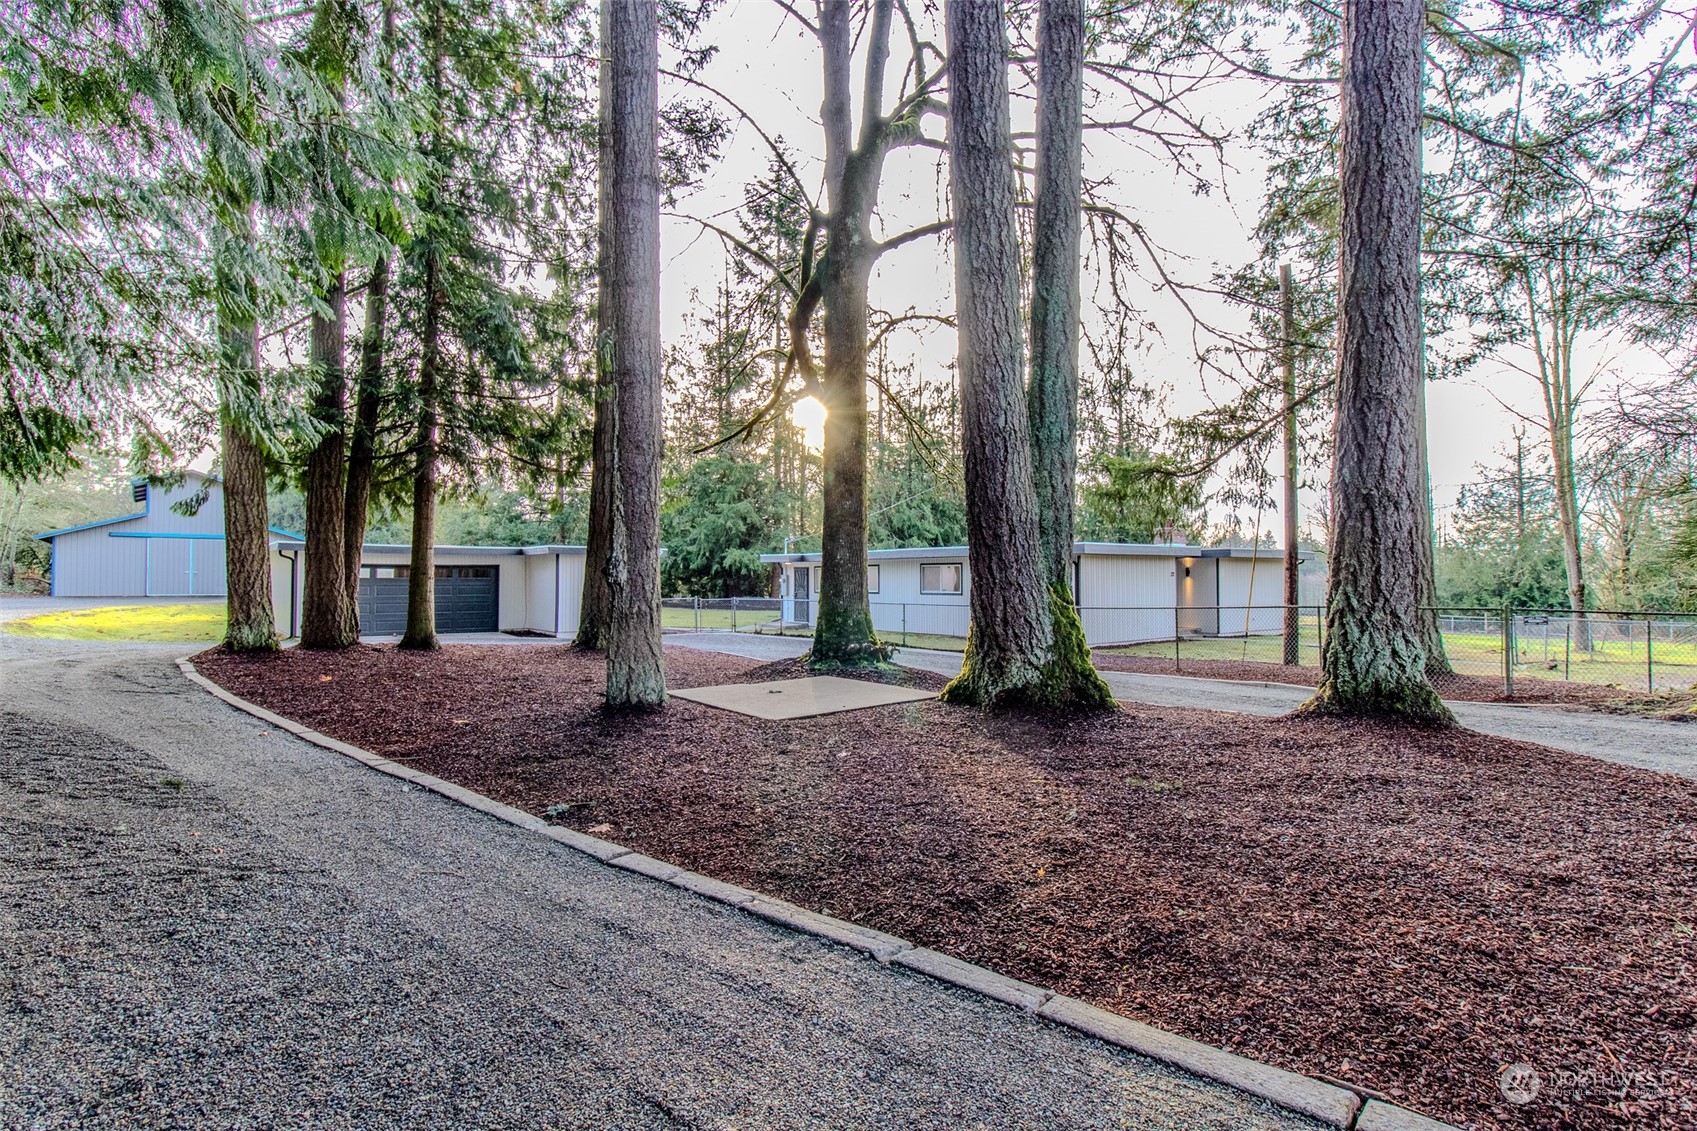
left=669, top=675, right=935, bottom=719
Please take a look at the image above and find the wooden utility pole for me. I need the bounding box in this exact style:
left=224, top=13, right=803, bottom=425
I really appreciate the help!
left=1280, top=263, right=1300, bottom=665
left=1513, top=427, right=1527, bottom=538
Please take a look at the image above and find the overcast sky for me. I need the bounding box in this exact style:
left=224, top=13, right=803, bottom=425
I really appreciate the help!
left=655, top=1, right=1662, bottom=542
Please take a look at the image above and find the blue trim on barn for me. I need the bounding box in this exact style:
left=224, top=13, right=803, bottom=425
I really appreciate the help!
left=108, top=531, right=225, bottom=540
left=104, top=526, right=304, bottom=541
left=36, top=511, right=147, bottom=540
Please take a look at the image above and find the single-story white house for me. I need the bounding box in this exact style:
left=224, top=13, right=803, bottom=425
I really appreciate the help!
left=38, top=471, right=299, bottom=598
left=268, top=539, right=586, bottom=639
left=760, top=542, right=1302, bottom=647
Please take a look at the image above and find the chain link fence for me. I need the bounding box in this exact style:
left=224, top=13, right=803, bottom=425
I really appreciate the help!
left=661, top=597, right=1696, bottom=698
left=1432, top=608, right=1695, bottom=696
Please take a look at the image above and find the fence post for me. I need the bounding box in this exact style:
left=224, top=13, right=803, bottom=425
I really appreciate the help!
left=731, top=598, right=737, bottom=633
left=1174, top=607, right=1181, bottom=673
left=1501, top=605, right=1515, bottom=699
left=902, top=603, right=908, bottom=648
left=1646, top=616, right=1654, bottom=694
left=694, top=597, right=700, bottom=633
left=1564, top=622, right=1571, bottom=680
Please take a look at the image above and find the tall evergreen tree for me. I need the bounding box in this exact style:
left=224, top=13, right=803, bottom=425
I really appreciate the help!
left=602, top=0, right=665, bottom=708
left=575, top=0, right=618, bottom=651
left=1024, top=0, right=1112, bottom=708
left=299, top=0, right=364, bottom=649
left=940, top=0, right=1058, bottom=708
left=1297, top=0, right=1450, bottom=722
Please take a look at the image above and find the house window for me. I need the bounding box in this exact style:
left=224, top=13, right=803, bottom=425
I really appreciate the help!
left=921, top=563, right=963, bottom=594
left=867, top=565, right=880, bottom=593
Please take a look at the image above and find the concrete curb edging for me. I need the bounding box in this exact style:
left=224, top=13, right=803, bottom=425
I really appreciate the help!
left=176, top=655, right=1459, bottom=1131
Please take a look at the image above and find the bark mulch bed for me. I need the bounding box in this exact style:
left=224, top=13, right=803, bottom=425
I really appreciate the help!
left=1089, top=651, right=1628, bottom=708
left=198, top=643, right=1697, bottom=1131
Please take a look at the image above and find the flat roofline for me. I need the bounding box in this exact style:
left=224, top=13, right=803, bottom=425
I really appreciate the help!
left=270, top=541, right=586, bottom=556
left=763, top=541, right=1311, bottom=563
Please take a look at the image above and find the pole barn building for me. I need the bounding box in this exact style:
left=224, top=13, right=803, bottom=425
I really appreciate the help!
left=39, top=470, right=589, bottom=639
left=37, top=472, right=297, bottom=598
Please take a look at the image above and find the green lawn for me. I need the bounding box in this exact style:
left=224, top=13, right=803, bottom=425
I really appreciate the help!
left=1096, top=624, right=1694, bottom=688
left=660, top=606, right=781, bottom=630
left=1100, top=624, right=1324, bottom=665
left=1435, top=628, right=1696, bottom=685
left=4, top=603, right=227, bottom=643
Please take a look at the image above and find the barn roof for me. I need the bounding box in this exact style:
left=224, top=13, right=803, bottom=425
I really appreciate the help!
left=35, top=511, right=149, bottom=540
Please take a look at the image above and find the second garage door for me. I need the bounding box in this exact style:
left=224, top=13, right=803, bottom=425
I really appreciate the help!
left=357, top=564, right=499, bottom=635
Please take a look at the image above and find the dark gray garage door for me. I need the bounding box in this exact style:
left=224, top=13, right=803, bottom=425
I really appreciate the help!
left=357, top=565, right=498, bottom=635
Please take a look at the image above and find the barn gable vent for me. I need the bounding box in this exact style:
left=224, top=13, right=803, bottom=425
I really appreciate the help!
left=132, top=482, right=148, bottom=503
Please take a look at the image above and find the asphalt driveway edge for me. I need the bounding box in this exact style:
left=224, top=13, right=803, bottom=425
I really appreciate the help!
left=176, top=654, right=1460, bottom=1131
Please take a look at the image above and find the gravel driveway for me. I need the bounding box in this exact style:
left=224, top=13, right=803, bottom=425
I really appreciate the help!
left=0, top=634, right=1320, bottom=1131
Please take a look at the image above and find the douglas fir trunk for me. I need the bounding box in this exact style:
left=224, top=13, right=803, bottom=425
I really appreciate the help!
left=342, top=255, right=389, bottom=614
left=1299, top=0, right=1451, bottom=723
left=601, top=0, right=665, bottom=707
left=575, top=0, right=616, bottom=651
left=400, top=246, right=442, bottom=651
left=1024, top=0, right=1113, bottom=708
left=299, top=274, right=358, bottom=648
left=941, top=0, right=1058, bottom=708
left=216, top=228, right=276, bottom=653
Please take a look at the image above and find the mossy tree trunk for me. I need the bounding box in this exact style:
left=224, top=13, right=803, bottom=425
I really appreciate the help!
left=1024, top=0, right=1113, bottom=709
left=215, top=219, right=276, bottom=653
left=601, top=0, right=665, bottom=708
left=1297, top=0, right=1451, bottom=724
left=940, top=0, right=1059, bottom=708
